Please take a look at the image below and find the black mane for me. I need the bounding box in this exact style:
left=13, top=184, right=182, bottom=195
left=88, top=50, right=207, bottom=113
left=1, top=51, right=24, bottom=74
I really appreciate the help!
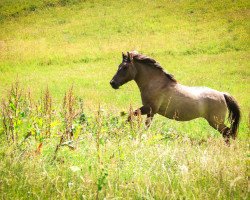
left=131, top=52, right=177, bottom=83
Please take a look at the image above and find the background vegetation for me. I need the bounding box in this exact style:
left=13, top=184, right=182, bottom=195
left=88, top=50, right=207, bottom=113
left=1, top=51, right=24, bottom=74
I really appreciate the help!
left=0, top=0, right=249, bottom=199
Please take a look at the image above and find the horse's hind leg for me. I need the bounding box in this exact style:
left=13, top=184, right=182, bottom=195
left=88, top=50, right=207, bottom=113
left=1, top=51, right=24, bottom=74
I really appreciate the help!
left=206, top=118, right=230, bottom=145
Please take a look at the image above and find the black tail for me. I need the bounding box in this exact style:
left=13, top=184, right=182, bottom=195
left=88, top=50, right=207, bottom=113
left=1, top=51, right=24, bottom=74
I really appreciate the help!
left=224, top=94, right=241, bottom=139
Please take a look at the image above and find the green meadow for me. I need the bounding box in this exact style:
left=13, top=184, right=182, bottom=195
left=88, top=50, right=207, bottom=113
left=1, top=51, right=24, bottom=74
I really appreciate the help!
left=0, top=0, right=249, bottom=199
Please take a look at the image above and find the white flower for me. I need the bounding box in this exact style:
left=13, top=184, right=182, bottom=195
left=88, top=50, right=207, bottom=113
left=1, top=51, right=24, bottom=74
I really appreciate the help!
left=179, top=164, right=189, bottom=174
left=70, top=166, right=81, bottom=172
left=68, top=182, right=74, bottom=187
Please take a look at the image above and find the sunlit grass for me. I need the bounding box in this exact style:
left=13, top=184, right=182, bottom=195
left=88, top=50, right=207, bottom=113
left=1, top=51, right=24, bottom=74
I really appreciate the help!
left=0, top=0, right=249, bottom=199
left=0, top=122, right=248, bottom=199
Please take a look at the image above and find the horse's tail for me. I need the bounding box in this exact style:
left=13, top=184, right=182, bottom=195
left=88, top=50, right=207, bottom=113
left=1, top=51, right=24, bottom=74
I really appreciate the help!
left=223, top=93, right=241, bottom=139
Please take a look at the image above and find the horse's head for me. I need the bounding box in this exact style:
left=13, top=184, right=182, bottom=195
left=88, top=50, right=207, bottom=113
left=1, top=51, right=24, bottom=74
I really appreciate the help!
left=110, top=52, right=137, bottom=89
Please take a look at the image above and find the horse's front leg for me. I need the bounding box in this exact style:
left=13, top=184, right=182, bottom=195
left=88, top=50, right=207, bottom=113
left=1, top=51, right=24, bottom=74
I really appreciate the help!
left=145, top=113, right=154, bottom=128
left=128, top=105, right=154, bottom=128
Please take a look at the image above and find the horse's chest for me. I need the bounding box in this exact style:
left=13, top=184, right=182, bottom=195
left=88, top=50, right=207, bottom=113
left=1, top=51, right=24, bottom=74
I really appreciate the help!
left=140, top=91, right=160, bottom=105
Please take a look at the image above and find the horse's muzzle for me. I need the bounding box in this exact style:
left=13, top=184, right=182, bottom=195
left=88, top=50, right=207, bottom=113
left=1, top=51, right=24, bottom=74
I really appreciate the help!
left=110, top=80, right=119, bottom=89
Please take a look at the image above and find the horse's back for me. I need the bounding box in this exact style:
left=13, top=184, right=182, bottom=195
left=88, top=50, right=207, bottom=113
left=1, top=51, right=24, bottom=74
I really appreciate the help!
left=157, top=84, right=227, bottom=121
left=190, top=86, right=228, bottom=119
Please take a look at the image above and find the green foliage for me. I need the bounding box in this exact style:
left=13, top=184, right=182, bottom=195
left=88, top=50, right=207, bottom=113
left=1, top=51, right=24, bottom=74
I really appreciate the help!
left=97, top=167, right=108, bottom=192
left=0, top=83, right=248, bottom=199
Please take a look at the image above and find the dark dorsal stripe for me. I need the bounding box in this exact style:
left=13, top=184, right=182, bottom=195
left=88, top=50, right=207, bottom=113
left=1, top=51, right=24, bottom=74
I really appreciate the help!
left=132, top=53, right=177, bottom=83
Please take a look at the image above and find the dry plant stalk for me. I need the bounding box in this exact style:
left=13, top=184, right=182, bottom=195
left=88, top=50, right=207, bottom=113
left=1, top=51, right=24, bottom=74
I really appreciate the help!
left=43, top=87, right=52, bottom=137
left=1, top=81, right=22, bottom=143
left=53, top=134, right=64, bottom=161
left=128, top=104, right=144, bottom=141
left=96, top=104, right=102, bottom=164
left=136, top=109, right=143, bottom=142
left=128, top=104, right=134, bottom=130
left=63, top=86, right=78, bottom=140
left=1, top=100, right=11, bottom=142
left=53, top=86, right=81, bottom=160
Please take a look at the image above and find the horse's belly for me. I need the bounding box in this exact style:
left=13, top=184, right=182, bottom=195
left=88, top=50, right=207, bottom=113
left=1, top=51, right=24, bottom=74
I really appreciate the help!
left=157, top=103, right=202, bottom=121
left=158, top=111, right=200, bottom=121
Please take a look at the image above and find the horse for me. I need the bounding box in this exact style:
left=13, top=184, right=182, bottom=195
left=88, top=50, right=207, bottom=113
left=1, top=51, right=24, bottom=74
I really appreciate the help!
left=110, top=51, right=240, bottom=143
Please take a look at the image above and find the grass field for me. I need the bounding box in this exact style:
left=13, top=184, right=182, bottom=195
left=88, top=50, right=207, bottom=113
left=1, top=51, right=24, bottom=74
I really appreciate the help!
left=0, top=0, right=249, bottom=199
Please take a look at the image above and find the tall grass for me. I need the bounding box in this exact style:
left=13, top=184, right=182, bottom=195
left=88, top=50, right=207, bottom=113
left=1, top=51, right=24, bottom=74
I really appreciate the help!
left=0, top=83, right=248, bottom=199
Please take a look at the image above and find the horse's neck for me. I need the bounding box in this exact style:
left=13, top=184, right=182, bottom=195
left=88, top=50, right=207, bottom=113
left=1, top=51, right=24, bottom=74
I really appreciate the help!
left=134, top=62, right=167, bottom=91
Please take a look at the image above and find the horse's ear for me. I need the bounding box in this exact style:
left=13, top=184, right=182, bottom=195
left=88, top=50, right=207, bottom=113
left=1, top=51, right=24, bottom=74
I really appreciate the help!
left=122, top=52, right=126, bottom=61
left=127, top=52, right=131, bottom=62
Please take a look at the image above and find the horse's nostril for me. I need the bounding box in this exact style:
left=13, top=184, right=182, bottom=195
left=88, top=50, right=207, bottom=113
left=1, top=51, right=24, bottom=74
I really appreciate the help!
left=110, top=80, right=119, bottom=89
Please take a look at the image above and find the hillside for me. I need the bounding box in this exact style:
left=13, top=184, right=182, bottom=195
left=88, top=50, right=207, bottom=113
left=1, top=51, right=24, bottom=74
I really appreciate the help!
left=0, top=0, right=249, bottom=199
